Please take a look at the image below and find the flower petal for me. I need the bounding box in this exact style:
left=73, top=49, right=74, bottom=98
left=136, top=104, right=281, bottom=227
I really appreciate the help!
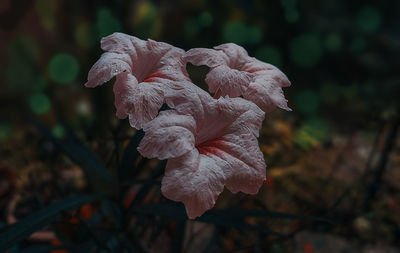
left=113, top=72, right=165, bottom=129
left=113, top=72, right=139, bottom=119
left=101, top=32, right=147, bottom=55
left=243, top=60, right=291, bottom=87
left=161, top=149, right=226, bottom=219
left=85, top=52, right=131, bottom=87
left=243, top=77, right=291, bottom=113
left=185, top=48, right=227, bottom=67
left=164, top=81, right=214, bottom=124
left=138, top=110, right=196, bottom=159
left=197, top=134, right=266, bottom=194
left=205, top=65, right=252, bottom=97
left=214, top=43, right=249, bottom=67
left=211, top=97, right=266, bottom=193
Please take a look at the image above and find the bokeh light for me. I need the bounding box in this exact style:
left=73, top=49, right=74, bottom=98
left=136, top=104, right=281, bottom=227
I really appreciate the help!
left=281, top=0, right=299, bottom=23
left=133, top=2, right=160, bottom=38
left=52, top=125, right=65, bottom=139
left=356, top=6, right=381, bottom=33
left=222, top=21, right=262, bottom=45
left=75, top=22, right=96, bottom=49
left=289, top=34, right=322, bottom=68
left=35, top=0, right=57, bottom=30
left=96, top=8, right=122, bottom=39
left=48, top=53, right=79, bottom=85
left=198, top=11, right=213, bottom=27
left=28, top=93, right=51, bottom=115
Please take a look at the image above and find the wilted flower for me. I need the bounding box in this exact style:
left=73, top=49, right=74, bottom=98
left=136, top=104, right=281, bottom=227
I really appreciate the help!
left=85, top=32, right=189, bottom=129
left=185, top=43, right=291, bottom=113
left=138, top=82, right=266, bottom=218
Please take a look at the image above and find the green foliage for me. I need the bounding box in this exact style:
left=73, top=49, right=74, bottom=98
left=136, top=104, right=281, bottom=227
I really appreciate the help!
left=30, top=119, right=116, bottom=195
left=295, top=117, right=330, bottom=149
left=0, top=195, right=94, bottom=251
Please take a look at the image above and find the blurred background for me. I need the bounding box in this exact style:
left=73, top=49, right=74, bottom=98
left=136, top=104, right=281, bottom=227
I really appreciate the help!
left=0, top=0, right=399, bottom=252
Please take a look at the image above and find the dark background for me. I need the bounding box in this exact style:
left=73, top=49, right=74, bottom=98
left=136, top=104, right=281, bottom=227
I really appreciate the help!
left=0, top=0, right=399, bottom=252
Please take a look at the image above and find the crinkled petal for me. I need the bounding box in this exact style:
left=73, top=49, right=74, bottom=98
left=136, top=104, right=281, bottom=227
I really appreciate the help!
left=185, top=48, right=227, bottom=67
left=85, top=52, right=132, bottom=87
left=141, top=82, right=266, bottom=218
left=243, top=78, right=291, bottom=113
left=86, top=33, right=189, bottom=124
left=101, top=33, right=188, bottom=81
left=208, top=97, right=266, bottom=193
left=101, top=32, right=147, bottom=55
left=138, top=110, right=196, bottom=159
left=197, top=134, right=266, bottom=194
left=113, top=73, right=165, bottom=129
left=164, top=81, right=214, bottom=124
left=243, top=60, right=291, bottom=87
left=162, top=149, right=226, bottom=219
left=113, top=72, right=139, bottom=119
left=217, top=96, right=265, bottom=137
left=205, top=65, right=252, bottom=97
left=214, top=43, right=249, bottom=67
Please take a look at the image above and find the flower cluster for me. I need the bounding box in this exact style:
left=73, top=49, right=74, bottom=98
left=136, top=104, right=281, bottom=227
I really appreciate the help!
left=85, top=32, right=291, bottom=219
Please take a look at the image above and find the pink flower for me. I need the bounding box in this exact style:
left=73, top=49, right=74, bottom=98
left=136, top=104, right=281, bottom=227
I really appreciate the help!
left=185, top=43, right=291, bottom=113
left=137, top=82, right=266, bottom=219
left=84, top=32, right=189, bottom=129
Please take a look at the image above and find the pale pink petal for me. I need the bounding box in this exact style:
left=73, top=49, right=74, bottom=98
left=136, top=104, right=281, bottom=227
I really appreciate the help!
left=242, top=60, right=291, bottom=87
left=184, top=48, right=227, bottom=67
left=206, top=97, right=266, bottom=193
left=184, top=43, right=291, bottom=111
left=162, top=82, right=266, bottom=206
left=197, top=134, right=265, bottom=194
left=137, top=110, right=196, bottom=160
left=113, top=72, right=165, bottom=129
left=205, top=65, right=252, bottom=97
left=113, top=72, right=139, bottom=119
left=85, top=52, right=131, bottom=87
left=101, top=32, right=147, bottom=55
left=214, top=43, right=249, bottom=67
left=243, top=77, right=291, bottom=113
left=85, top=33, right=191, bottom=129
left=164, top=81, right=213, bottom=124
left=161, top=149, right=226, bottom=219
